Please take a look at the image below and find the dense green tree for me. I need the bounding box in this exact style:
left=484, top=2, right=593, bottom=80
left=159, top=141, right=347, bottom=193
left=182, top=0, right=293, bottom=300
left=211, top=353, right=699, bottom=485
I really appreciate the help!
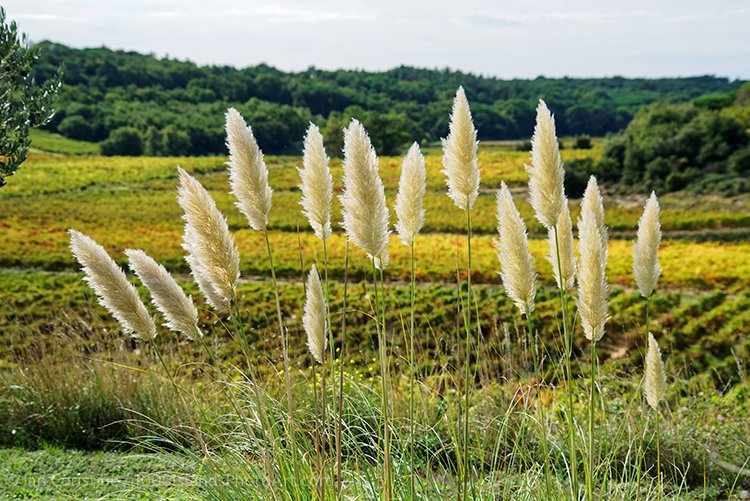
left=322, top=106, right=412, bottom=157
left=58, top=115, right=97, bottom=141
left=597, top=98, right=749, bottom=193
left=161, top=125, right=191, bottom=156
left=0, top=9, right=60, bottom=186
left=100, top=127, right=144, bottom=156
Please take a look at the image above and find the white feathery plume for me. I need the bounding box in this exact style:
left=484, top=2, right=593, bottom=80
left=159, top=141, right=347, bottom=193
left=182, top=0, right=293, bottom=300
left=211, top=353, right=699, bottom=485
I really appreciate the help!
left=183, top=227, right=230, bottom=313
left=495, top=183, right=537, bottom=316
left=395, top=142, right=426, bottom=247
left=581, top=175, right=608, bottom=254
left=69, top=230, right=156, bottom=340
left=339, top=119, right=390, bottom=268
left=126, top=249, right=202, bottom=339
left=547, top=199, right=577, bottom=290
left=225, top=107, right=273, bottom=231
left=576, top=177, right=609, bottom=342
left=644, top=332, right=666, bottom=409
left=633, top=192, right=662, bottom=298
left=299, top=123, right=333, bottom=241
left=303, top=264, right=327, bottom=364
left=177, top=167, right=239, bottom=312
left=441, top=86, right=480, bottom=211
left=526, top=100, right=565, bottom=228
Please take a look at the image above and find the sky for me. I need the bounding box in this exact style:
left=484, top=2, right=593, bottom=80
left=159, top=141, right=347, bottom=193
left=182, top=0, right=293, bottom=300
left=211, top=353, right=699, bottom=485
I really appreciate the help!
left=6, top=0, right=750, bottom=79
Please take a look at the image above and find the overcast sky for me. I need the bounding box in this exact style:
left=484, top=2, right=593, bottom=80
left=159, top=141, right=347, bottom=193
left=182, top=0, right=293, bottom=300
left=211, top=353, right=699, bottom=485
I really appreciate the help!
left=6, top=0, right=750, bottom=79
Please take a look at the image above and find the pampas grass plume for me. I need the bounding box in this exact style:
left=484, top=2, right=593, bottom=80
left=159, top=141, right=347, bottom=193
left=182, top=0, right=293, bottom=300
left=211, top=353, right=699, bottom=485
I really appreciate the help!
left=645, top=332, right=666, bottom=409
left=582, top=175, right=608, bottom=253
left=304, top=264, right=327, bottom=364
left=547, top=199, right=576, bottom=290
left=299, top=123, right=333, bottom=241
left=442, top=86, right=480, bottom=211
left=395, top=142, right=426, bottom=247
left=495, top=183, right=537, bottom=316
left=126, top=249, right=201, bottom=339
left=526, top=100, right=565, bottom=229
left=225, top=107, right=273, bottom=231
left=340, top=119, right=390, bottom=268
left=634, top=192, right=662, bottom=298
left=577, top=176, right=609, bottom=342
left=177, top=167, right=239, bottom=312
left=69, top=230, right=156, bottom=340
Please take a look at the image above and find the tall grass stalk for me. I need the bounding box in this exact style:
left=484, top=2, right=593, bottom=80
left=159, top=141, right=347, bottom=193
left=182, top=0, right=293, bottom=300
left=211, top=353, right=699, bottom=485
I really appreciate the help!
left=656, top=408, right=662, bottom=501
left=337, top=241, right=349, bottom=496
left=320, top=356, right=328, bottom=499
left=263, top=228, right=300, bottom=495
left=526, top=312, right=553, bottom=496
left=408, top=241, right=416, bottom=500
left=225, top=296, right=280, bottom=498
left=322, top=237, right=339, bottom=498
left=462, top=208, right=474, bottom=500
left=371, top=258, right=392, bottom=500
left=554, top=224, right=577, bottom=496
left=645, top=332, right=666, bottom=501
left=588, top=339, right=597, bottom=501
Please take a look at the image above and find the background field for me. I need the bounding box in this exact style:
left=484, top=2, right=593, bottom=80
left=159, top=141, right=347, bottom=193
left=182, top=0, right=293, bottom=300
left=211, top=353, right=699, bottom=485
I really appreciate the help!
left=2, top=139, right=749, bottom=498
left=3, top=141, right=749, bottom=367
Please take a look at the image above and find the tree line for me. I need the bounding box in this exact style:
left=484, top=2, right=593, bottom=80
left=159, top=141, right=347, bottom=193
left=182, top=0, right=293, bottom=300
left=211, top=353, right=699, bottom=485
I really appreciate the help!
left=32, top=42, right=743, bottom=157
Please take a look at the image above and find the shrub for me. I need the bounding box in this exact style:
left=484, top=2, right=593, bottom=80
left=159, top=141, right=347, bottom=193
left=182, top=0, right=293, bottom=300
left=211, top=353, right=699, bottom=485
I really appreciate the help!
left=100, top=127, right=144, bottom=156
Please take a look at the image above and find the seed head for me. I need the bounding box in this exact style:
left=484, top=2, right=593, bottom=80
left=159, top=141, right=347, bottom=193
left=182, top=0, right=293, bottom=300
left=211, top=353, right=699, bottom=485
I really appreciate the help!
left=126, top=249, right=201, bottom=339
left=225, top=108, right=273, bottom=231
left=495, top=183, right=537, bottom=316
left=177, top=167, right=239, bottom=312
left=526, top=100, right=565, bottom=228
left=645, top=332, right=667, bottom=409
left=576, top=176, right=609, bottom=342
left=633, top=192, right=662, bottom=298
left=395, top=142, right=426, bottom=247
left=442, top=87, right=480, bottom=211
left=69, top=230, right=156, bottom=340
left=547, top=199, right=576, bottom=290
left=339, top=119, right=390, bottom=268
left=303, top=264, right=327, bottom=364
left=299, top=123, right=333, bottom=241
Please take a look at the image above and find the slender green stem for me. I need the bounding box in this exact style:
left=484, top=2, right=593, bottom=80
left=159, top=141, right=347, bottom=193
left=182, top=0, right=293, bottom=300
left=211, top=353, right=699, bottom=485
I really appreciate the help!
left=527, top=313, right=553, bottom=496
left=461, top=208, right=474, bottom=501
left=554, top=224, right=578, bottom=498
left=263, top=228, right=300, bottom=497
left=645, top=295, right=651, bottom=337
left=409, top=242, right=416, bottom=501
left=322, top=237, right=338, bottom=497
left=527, top=312, right=538, bottom=379
left=656, top=408, right=662, bottom=501
left=337, top=241, right=349, bottom=497
left=313, top=363, right=322, bottom=500
left=379, top=265, right=392, bottom=501
left=230, top=297, right=250, bottom=364
left=588, top=340, right=597, bottom=501
left=321, top=354, right=328, bottom=501
left=150, top=339, right=177, bottom=390
left=323, top=239, right=336, bottom=383
left=223, top=299, right=278, bottom=498
left=197, top=335, right=215, bottom=366
left=372, top=259, right=392, bottom=500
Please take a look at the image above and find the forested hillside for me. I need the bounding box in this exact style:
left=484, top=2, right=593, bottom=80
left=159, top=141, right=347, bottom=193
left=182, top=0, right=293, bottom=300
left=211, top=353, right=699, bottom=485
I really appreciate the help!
left=32, top=42, right=743, bottom=156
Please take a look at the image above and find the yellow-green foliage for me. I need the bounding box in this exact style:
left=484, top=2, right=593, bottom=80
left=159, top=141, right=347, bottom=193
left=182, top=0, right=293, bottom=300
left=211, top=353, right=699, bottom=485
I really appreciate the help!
left=2, top=153, right=749, bottom=291
left=28, top=129, right=100, bottom=156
